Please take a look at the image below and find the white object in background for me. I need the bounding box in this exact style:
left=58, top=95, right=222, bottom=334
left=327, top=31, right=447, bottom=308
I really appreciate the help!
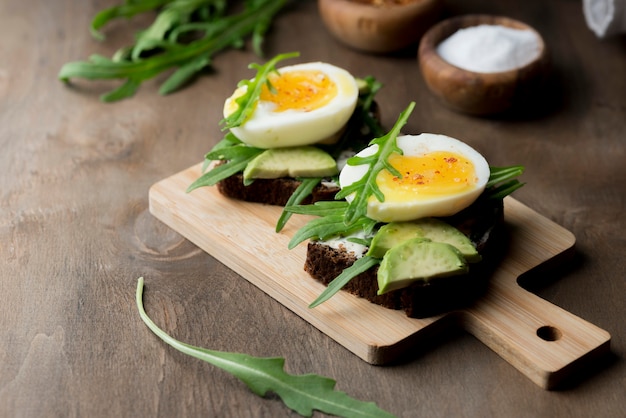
left=583, top=0, right=626, bottom=38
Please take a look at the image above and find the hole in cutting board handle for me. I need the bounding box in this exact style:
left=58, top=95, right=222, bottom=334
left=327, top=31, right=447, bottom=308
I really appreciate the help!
left=536, top=325, right=562, bottom=341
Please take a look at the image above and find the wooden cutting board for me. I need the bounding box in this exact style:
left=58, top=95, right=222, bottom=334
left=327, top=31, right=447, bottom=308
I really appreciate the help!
left=149, top=163, right=611, bottom=389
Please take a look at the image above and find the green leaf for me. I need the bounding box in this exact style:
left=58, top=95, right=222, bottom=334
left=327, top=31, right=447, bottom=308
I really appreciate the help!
left=90, top=0, right=173, bottom=41
left=275, top=177, right=323, bottom=233
left=220, top=51, right=300, bottom=129
left=335, top=102, right=416, bottom=225
left=487, top=165, right=525, bottom=188
left=210, top=131, right=245, bottom=151
left=485, top=165, right=525, bottom=199
left=308, top=256, right=381, bottom=308
left=486, top=179, right=526, bottom=200
left=288, top=214, right=347, bottom=249
left=60, top=0, right=289, bottom=101
left=286, top=200, right=350, bottom=217
left=131, top=5, right=189, bottom=60
left=136, top=278, right=395, bottom=418
left=100, top=78, right=141, bottom=102
left=187, top=132, right=261, bottom=192
left=186, top=144, right=263, bottom=192
left=159, top=53, right=211, bottom=95
left=288, top=213, right=377, bottom=250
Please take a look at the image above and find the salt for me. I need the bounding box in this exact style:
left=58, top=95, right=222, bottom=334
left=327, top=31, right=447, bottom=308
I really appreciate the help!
left=436, top=24, right=541, bottom=73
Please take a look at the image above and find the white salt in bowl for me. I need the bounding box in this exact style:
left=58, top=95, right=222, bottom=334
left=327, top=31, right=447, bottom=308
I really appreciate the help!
left=418, top=14, right=549, bottom=115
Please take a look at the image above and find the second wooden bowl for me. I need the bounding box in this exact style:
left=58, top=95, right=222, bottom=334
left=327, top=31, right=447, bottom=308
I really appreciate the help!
left=318, top=0, right=443, bottom=54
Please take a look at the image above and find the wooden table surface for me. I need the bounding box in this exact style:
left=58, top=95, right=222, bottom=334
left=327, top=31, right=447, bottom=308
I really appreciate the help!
left=1, top=0, right=624, bottom=417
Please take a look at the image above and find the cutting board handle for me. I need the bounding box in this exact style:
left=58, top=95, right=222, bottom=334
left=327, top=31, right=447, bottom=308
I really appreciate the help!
left=462, top=281, right=611, bottom=389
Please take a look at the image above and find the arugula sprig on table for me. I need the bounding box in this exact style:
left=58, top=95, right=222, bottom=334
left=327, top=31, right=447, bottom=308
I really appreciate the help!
left=90, top=0, right=227, bottom=43
left=58, top=0, right=288, bottom=102
left=136, top=278, right=395, bottom=418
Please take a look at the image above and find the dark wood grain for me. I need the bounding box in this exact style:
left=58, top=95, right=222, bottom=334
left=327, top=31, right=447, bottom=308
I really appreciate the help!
left=0, top=0, right=623, bottom=417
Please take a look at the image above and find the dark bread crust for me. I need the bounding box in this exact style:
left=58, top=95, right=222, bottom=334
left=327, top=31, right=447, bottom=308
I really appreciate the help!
left=304, top=197, right=507, bottom=318
left=217, top=173, right=340, bottom=206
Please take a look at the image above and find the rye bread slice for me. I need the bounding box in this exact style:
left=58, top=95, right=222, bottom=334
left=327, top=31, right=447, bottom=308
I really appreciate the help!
left=304, top=197, right=507, bottom=318
left=216, top=173, right=340, bottom=206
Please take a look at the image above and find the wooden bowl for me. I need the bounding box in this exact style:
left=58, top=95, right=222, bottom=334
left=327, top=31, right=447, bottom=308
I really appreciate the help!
left=318, top=0, right=443, bottom=54
left=418, top=14, right=549, bottom=115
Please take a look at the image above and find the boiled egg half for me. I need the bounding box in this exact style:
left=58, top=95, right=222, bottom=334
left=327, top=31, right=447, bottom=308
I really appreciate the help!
left=339, top=133, right=490, bottom=222
left=224, top=62, right=359, bottom=149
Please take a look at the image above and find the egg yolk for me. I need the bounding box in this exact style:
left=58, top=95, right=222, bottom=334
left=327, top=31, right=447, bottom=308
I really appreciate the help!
left=260, top=70, right=337, bottom=112
left=377, top=151, right=478, bottom=201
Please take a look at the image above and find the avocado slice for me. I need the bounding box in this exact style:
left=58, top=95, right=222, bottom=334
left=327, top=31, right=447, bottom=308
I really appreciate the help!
left=367, top=222, right=426, bottom=259
left=367, top=218, right=481, bottom=262
left=377, top=238, right=469, bottom=295
left=243, top=146, right=338, bottom=182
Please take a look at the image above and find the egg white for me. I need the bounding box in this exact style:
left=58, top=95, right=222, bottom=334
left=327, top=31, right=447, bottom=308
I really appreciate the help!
left=339, top=133, right=491, bottom=222
left=224, top=62, right=359, bottom=149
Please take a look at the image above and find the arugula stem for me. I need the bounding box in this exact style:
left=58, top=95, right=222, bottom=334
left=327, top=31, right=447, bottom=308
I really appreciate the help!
left=136, top=277, right=396, bottom=418
left=275, top=177, right=323, bottom=233
left=336, top=101, right=416, bottom=225
left=309, top=256, right=381, bottom=308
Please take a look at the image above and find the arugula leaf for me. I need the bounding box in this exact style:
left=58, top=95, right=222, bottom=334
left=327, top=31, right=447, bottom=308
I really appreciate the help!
left=487, top=180, right=525, bottom=200
left=308, top=256, right=381, bottom=308
left=186, top=142, right=264, bottom=192
left=486, top=165, right=526, bottom=199
left=197, top=131, right=242, bottom=171
left=210, top=131, right=244, bottom=151
left=220, top=51, right=300, bottom=129
left=286, top=200, right=350, bottom=217
left=90, top=0, right=175, bottom=41
left=346, top=236, right=373, bottom=247
left=136, top=278, right=395, bottom=418
left=59, top=0, right=288, bottom=102
left=275, top=177, right=323, bottom=233
left=285, top=201, right=378, bottom=250
left=335, top=102, right=416, bottom=226
left=487, top=165, right=525, bottom=188
left=131, top=1, right=228, bottom=61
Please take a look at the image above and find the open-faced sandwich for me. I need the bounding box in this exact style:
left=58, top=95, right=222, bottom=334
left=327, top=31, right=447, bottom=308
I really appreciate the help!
left=286, top=102, right=525, bottom=318
left=187, top=53, right=524, bottom=318
left=187, top=52, right=384, bottom=230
